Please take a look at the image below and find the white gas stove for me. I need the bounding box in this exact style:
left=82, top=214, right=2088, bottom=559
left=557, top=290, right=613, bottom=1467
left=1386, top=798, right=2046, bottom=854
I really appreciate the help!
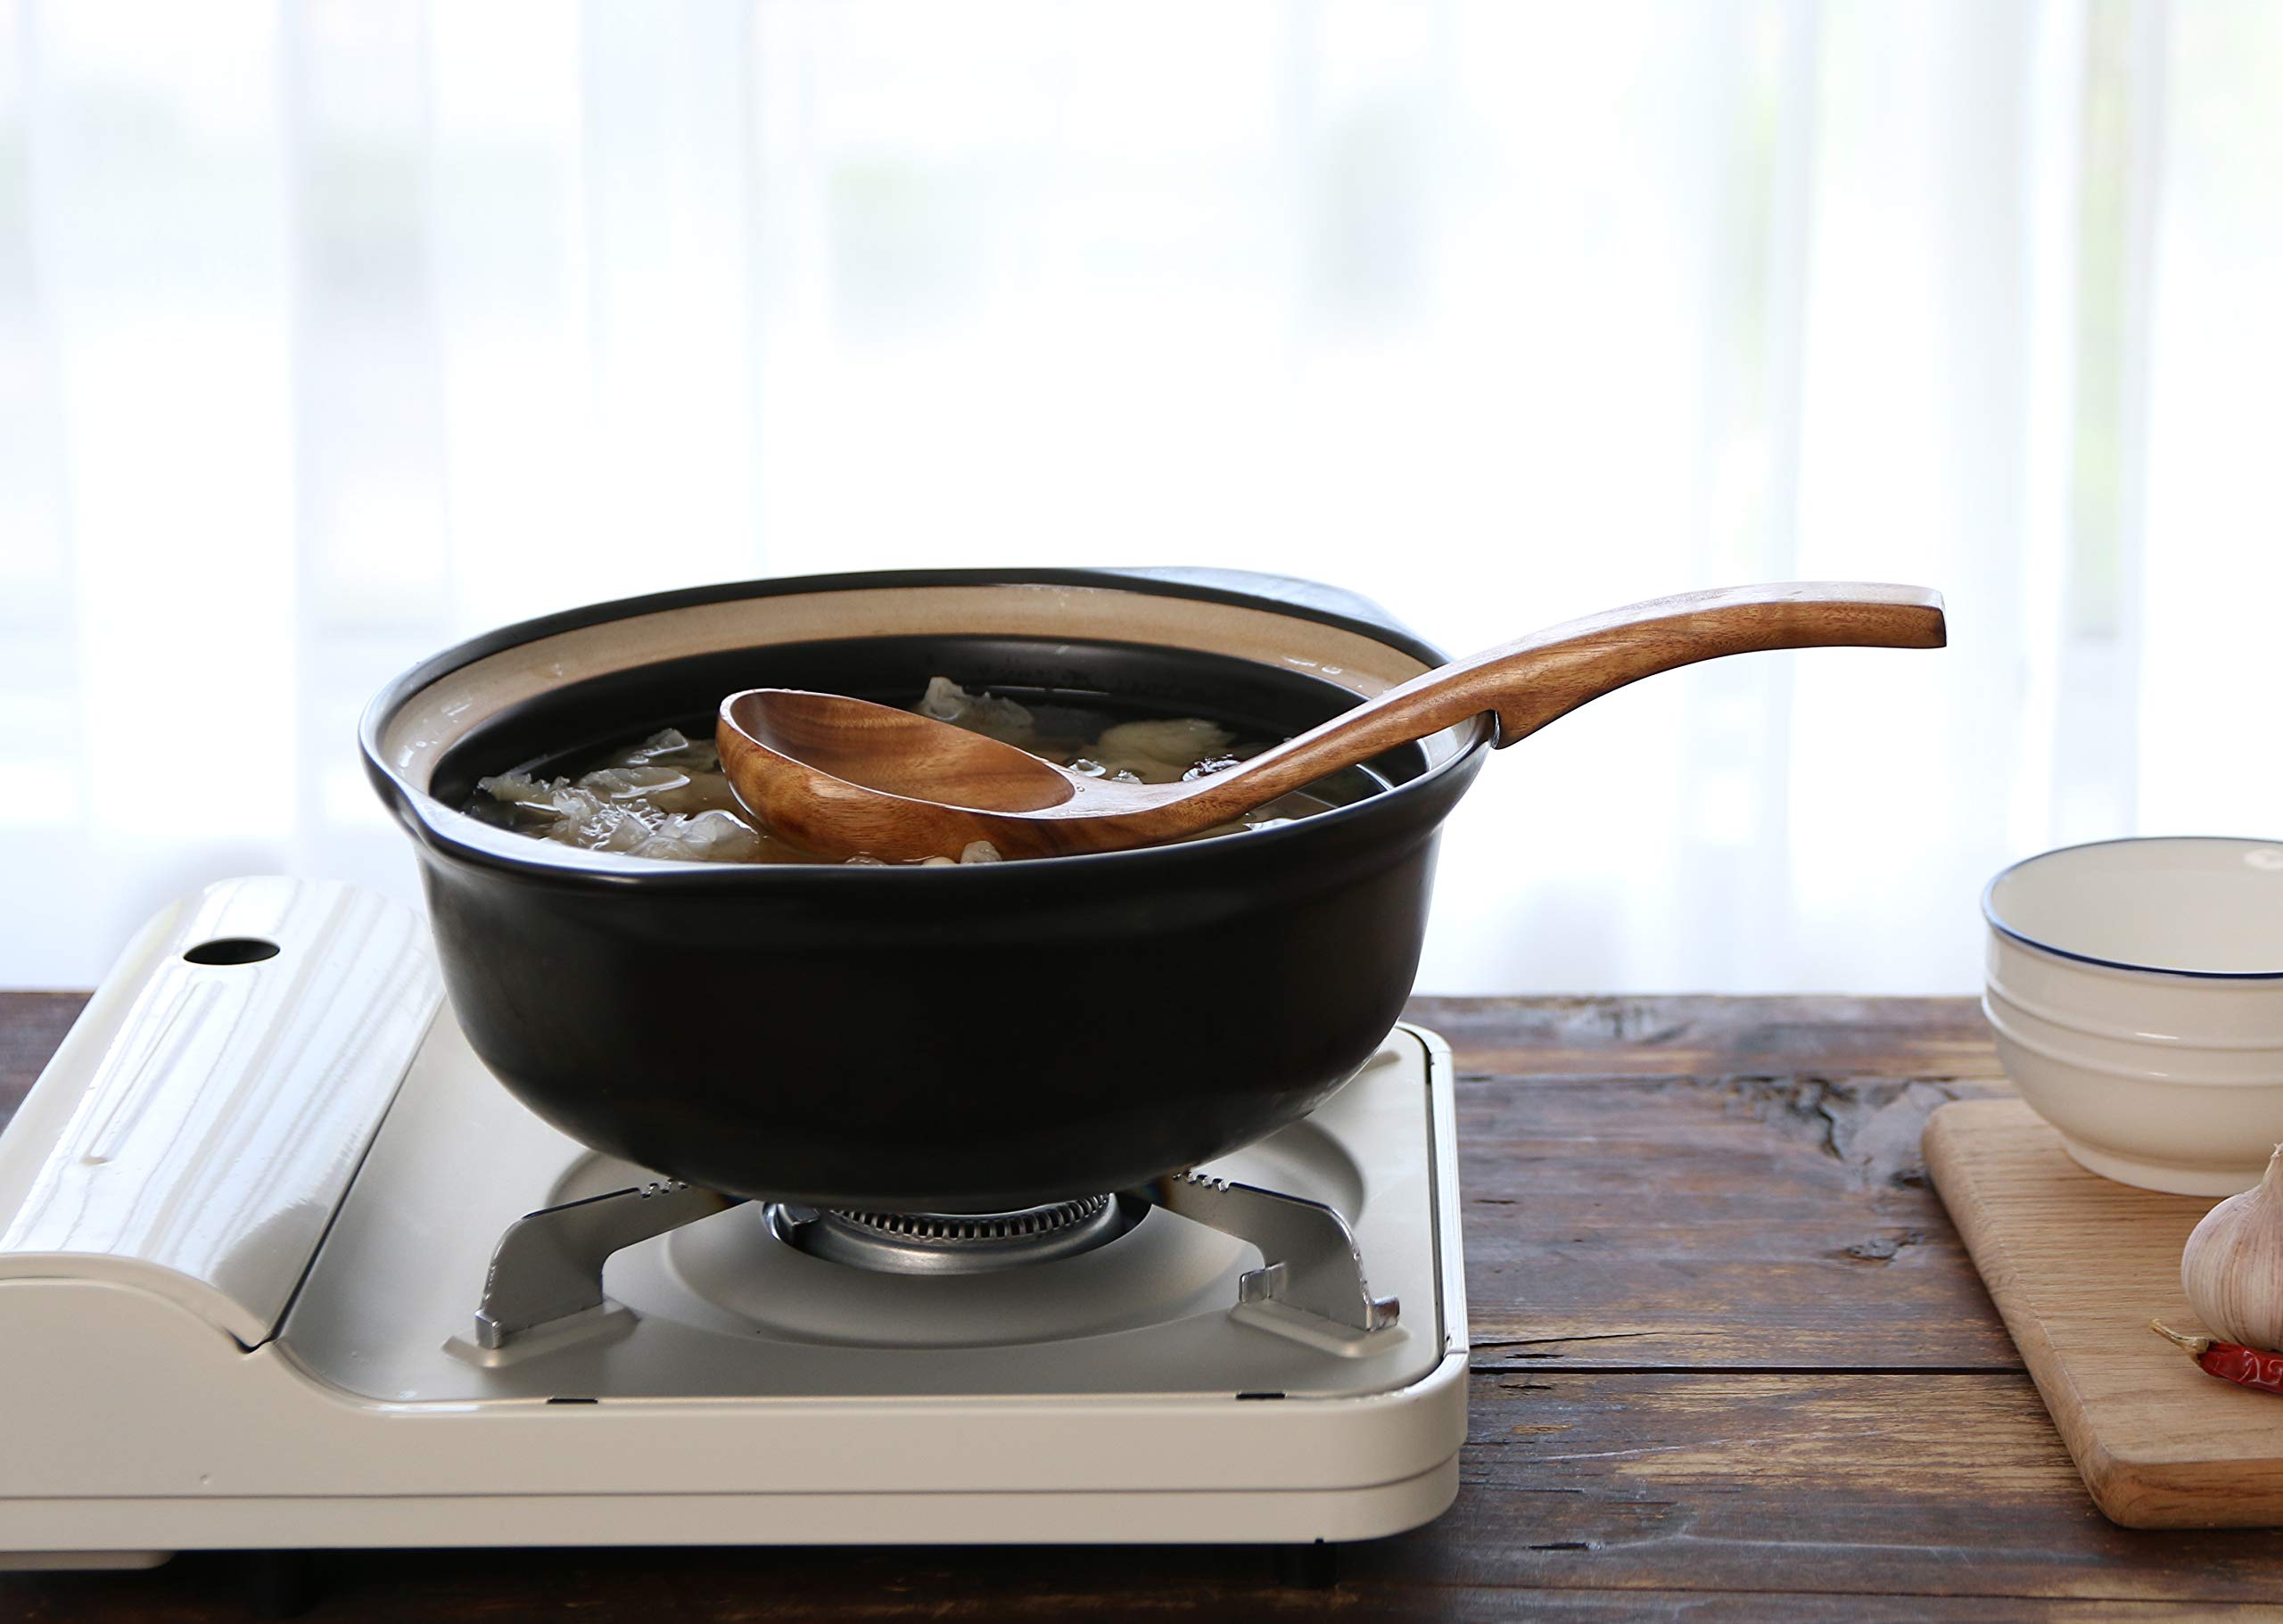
left=0, top=878, right=1467, bottom=1571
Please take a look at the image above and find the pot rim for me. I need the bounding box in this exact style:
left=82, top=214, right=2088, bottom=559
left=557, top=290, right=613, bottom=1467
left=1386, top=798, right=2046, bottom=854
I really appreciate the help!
left=359, top=565, right=1497, bottom=889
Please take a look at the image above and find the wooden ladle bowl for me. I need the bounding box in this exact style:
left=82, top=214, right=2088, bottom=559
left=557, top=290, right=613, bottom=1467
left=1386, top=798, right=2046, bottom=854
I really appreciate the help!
left=718, top=581, right=1947, bottom=863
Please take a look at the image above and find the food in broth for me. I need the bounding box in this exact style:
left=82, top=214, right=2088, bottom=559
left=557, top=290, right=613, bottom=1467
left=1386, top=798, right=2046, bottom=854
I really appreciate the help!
left=469, top=679, right=1330, bottom=864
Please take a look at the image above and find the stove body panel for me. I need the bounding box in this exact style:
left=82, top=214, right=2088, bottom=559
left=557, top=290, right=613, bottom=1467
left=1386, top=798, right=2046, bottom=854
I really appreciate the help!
left=282, top=1018, right=1451, bottom=1405
left=0, top=879, right=1469, bottom=1562
left=0, top=878, right=439, bottom=1345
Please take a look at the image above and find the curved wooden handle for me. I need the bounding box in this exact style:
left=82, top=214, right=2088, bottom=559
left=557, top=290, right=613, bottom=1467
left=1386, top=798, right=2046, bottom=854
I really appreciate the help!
left=1173, top=581, right=1946, bottom=827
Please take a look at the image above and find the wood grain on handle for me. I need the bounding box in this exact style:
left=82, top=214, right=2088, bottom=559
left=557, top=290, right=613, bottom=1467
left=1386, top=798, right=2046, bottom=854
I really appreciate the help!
left=1166, top=582, right=1946, bottom=831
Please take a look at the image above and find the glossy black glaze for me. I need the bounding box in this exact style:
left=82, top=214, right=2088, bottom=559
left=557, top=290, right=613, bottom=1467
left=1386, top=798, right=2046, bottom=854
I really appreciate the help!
left=363, top=569, right=1491, bottom=1211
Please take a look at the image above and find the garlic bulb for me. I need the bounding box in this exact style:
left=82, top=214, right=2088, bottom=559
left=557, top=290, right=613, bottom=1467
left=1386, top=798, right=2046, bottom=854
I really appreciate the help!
left=2182, top=1146, right=2283, bottom=1351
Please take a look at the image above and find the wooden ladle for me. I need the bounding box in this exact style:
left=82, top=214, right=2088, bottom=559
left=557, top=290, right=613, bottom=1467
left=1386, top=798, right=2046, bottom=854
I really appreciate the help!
left=717, top=581, right=1946, bottom=863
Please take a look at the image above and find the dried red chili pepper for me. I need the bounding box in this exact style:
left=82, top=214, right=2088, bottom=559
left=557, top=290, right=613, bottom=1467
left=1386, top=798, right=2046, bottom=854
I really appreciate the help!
left=2151, top=1320, right=2283, bottom=1393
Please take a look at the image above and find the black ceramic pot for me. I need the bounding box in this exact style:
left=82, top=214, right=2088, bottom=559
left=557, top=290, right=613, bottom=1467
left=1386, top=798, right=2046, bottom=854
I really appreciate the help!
left=361, top=567, right=1492, bottom=1211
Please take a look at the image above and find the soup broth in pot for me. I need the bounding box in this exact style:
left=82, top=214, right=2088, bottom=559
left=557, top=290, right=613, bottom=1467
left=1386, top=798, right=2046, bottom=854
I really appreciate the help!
left=465, top=678, right=1358, bottom=865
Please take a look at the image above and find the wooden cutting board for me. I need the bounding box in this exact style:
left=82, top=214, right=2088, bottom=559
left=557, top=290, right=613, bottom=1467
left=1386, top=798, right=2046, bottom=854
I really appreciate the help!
left=1924, top=1098, right=2283, bottom=1528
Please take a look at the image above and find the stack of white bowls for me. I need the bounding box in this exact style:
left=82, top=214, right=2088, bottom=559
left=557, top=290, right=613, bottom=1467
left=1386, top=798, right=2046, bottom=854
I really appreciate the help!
left=1983, top=837, right=2283, bottom=1196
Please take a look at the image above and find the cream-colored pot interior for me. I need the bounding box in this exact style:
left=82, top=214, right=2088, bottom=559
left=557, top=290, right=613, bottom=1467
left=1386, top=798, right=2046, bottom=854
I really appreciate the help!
left=378, top=580, right=1458, bottom=796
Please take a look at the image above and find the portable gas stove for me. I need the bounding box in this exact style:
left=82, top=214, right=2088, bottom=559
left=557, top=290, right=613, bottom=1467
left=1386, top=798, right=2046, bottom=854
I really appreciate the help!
left=0, top=878, right=1467, bottom=1571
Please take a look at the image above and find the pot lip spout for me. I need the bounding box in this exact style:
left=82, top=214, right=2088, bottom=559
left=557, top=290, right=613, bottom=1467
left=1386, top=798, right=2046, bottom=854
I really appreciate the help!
left=358, top=565, right=1496, bottom=889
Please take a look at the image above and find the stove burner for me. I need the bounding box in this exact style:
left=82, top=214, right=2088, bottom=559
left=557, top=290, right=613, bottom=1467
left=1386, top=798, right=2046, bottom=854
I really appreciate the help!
left=836, top=1196, right=1110, bottom=1243
left=460, top=1166, right=1396, bottom=1356
left=768, top=1194, right=1132, bottom=1275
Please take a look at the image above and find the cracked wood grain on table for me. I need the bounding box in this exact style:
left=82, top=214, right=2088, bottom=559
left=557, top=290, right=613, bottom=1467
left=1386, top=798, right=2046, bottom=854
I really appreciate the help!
left=1414, top=994, right=2023, bottom=1373
left=7, top=991, right=2283, bottom=1621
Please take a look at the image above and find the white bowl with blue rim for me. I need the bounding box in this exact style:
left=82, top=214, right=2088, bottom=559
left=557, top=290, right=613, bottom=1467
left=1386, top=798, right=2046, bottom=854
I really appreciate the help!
left=1983, top=836, right=2283, bottom=1195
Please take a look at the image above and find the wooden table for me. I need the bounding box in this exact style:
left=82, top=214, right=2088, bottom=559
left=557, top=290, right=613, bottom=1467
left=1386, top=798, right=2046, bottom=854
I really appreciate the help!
left=6, top=990, right=2283, bottom=1620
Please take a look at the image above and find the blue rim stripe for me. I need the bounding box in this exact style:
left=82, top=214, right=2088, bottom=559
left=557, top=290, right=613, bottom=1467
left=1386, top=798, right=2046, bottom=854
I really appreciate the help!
left=1982, top=836, right=2283, bottom=983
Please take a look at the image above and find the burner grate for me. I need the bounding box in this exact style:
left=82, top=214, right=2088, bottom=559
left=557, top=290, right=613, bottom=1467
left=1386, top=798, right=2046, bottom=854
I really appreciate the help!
left=830, top=1195, right=1111, bottom=1244
left=457, top=1167, right=1398, bottom=1353
left=771, top=1194, right=1131, bottom=1275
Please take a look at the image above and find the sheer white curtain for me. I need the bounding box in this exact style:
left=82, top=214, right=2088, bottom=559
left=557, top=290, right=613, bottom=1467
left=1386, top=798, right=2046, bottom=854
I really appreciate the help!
left=0, top=0, right=2269, bottom=993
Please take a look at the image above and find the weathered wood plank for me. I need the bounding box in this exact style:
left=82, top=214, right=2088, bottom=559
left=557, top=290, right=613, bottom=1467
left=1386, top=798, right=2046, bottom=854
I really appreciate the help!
left=0, top=991, right=84, bottom=1118
left=10, top=1563, right=2280, bottom=1624
left=1409, top=1373, right=2283, bottom=1603
left=1407, top=993, right=2006, bottom=1081
left=1455, top=1068, right=2020, bottom=1369
left=1426, top=990, right=2023, bottom=1370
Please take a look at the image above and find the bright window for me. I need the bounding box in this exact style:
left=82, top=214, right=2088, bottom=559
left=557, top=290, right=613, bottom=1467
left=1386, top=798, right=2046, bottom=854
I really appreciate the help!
left=1, top=0, right=2268, bottom=992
